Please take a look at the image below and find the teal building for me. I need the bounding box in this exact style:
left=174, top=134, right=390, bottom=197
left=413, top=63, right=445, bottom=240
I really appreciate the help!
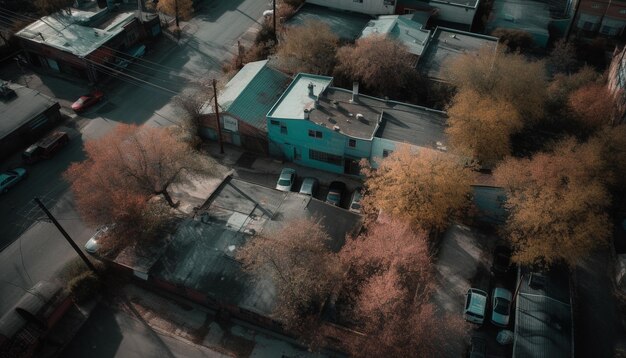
left=266, top=73, right=448, bottom=175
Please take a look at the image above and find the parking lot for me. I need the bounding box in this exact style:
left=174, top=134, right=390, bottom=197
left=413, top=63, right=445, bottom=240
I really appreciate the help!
left=433, top=224, right=516, bottom=357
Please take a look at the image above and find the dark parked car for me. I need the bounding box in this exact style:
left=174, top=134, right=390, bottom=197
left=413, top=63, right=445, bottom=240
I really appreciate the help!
left=22, top=131, right=69, bottom=164
left=468, top=334, right=487, bottom=358
left=490, top=245, right=512, bottom=276
left=326, top=181, right=346, bottom=206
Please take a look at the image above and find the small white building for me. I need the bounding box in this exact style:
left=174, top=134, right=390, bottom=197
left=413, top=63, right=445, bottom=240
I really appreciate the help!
left=305, top=0, right=397, bottom=15
left=429, top=0, right=479, bottom=27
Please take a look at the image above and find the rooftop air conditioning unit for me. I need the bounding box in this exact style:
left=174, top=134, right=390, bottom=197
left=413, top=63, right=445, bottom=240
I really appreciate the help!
left=333, top=125, right=340, bottom=132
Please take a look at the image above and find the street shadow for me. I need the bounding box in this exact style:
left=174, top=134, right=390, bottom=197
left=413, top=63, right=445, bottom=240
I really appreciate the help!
left=195, top=0, right=248, bottom=22
left=0, top=127, right=87, bottom=249
left=61, top=304, right=123, bottom=358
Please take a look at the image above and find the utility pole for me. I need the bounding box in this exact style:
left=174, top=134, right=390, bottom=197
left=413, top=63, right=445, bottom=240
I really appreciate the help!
left=34, top=198, right=98, bottom=274
left=273, top=0, right=277, bottom=44
left=212, top=78, right=224, bottom=154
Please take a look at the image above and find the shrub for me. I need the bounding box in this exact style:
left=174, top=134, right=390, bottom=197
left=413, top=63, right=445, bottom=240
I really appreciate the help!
left=68, top=271, right=101, bottom=304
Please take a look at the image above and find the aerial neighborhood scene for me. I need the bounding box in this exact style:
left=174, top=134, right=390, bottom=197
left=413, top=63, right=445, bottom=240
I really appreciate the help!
left=1, top=0, right=626, bottom=357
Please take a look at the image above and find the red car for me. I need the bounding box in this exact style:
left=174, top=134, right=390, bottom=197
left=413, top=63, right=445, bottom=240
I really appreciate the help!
left=71, top=90, right=104, bottom=112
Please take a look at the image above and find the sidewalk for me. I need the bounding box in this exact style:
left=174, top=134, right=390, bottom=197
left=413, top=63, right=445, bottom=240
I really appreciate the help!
left=120, top=284, right=331, bottom=357
left=203, top=141, right=363, bottom=191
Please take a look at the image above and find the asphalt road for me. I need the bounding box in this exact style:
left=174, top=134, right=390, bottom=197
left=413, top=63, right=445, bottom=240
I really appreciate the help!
left=62, top=304, right=228, bottom=358
left=0, top=0, right=267, bottom=318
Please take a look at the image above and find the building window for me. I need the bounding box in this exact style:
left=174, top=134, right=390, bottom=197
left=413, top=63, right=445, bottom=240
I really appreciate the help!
left=354, top=0, right=363, bottom=3
left=309, top=149, right=342, bottom=166
left=348, top=139, right=356, bottom=148
left=382, top=149, right=393, bottom=158
left=281, top=125, right=288, bottom=134
left=620, top=9, right=626, bottom=14
left=270, top=120, right=280, bottom=125
left=592, top=3, right=600, bottom=9
left=384, top=0, right=395, bottom=5
left=404, top=8, right=416, bottom=14
left=308, top=130, right=323, bottom=138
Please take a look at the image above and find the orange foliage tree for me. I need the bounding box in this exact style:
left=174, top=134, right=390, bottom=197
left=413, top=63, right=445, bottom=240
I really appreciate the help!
left=276, top=20, right=339, bottom=75
left=335, top=35, right=417, bottom=97
left=446, top=89, right=523, bottom=167
left=494, top=138, right=612, bottom=267
left=65, top=124, right=215, bottom=228
left=361, top=145, right=474, bottom=234
left=236, top=218, right=341, bottom=333
left=340, top=221, right=467, bottom=357
left=568, top=83, right=617, bottom=131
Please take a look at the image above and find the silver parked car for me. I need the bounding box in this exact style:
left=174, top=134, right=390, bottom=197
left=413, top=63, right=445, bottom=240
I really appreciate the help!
left=491, top=287, right=513, bottom=327
left=464, top=288, right=488, bottom=325
left=275, top=168, right=296, bottom=192
left=348, top=187, right=363, bottom=213
left=84, top=225, right=114, bottom=254
left=299, top=177, right=319, bottom=197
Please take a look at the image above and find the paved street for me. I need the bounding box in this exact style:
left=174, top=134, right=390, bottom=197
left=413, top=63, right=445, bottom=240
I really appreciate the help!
left=0, top=0, right=267, bottom=319
left=63, top=304, right=229, bottom=358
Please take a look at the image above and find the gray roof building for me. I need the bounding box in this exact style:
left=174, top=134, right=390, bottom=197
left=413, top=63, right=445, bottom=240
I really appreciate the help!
left=513, top=267, right=574, bottom=358
left=149, top=176, right=363, bottom=316
left=419, top=27, right=498, bottom=82
left=0, top=81, right=61, bottom=160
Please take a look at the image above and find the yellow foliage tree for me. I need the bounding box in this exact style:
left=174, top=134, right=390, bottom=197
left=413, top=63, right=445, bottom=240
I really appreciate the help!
left=444, top=47, right=547, bottom=122
left=276, top=20, right=339, bottom=75
left=446, top=90, right=523, bottom=167
left=494, top=138, right=612, bottom=267
left=155, top=0, right=193, bottom=28
left=361, top=145, right=474, bottom=234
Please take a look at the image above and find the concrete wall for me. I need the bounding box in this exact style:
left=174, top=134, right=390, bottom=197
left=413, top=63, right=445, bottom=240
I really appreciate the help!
left=429, top=1, right=477, bottom=26
left=306, top=0, right=396, bottom=15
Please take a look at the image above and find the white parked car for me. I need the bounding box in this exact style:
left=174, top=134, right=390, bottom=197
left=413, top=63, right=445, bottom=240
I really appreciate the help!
left=464, top=288, right=488, bottom=325
left=275, top=168, right=296, bottom=192
left=84, top=225, right=114, bottom=254
left=263, top=9, right=274, bottom=18
left=491, top=287, right=513, bottom=327
left=348, top=187, right=363, bottom=213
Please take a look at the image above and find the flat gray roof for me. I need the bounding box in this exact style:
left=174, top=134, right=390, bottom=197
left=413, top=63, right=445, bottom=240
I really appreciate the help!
left=0, top=82, right=59, bottom=141
left=150, top=177, right=362, bottom=315
left=286, top=3, right=373, bottom=41
left=270, top=74, right=447, bottom=145
left=430, top=0, right=479, bottom=8
left=16, top=9, right=135, bottom=57
left=419, top=27, right=498, bottom=81
left=513, top=267, right=573, bottom=358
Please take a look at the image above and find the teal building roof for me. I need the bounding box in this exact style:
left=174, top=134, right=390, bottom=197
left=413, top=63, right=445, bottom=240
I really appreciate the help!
left=361, top=13, right=432, bottom=56
left=205, top=60, right=291, bottom=131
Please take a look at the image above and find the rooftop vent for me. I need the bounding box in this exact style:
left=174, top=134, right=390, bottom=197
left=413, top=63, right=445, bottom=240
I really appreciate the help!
left=303, top=108, right=311, bottom=120
left=450, top=34, right=457, bottom=39
left=307, top=82, right=316, bottom=97
left=529, top=272, right=546, bottom=290
left=356, top=113, right=368, bottom=124
left=0, top=82, right=16, bottom=101
left=333, top=125, right=340, bottom=132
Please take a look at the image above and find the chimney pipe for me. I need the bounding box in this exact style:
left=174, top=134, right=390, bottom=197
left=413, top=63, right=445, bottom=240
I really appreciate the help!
left=352, top=82, right=359, bottom=103
left=308, top=82, right=316, bottom=97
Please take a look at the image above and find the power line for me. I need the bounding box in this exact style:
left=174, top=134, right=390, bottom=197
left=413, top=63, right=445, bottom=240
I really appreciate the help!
left=85, top=58, right=179, bottom=95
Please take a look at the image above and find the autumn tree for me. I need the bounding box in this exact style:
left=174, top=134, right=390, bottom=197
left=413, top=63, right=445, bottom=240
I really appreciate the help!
left=494, top=138, right=612, bottom=267
left=588, top=124, right=626, bottom=193
left=444, top=46, right=547, bottom=122
left=276, top=20, right=339, bottom=75
left=236, top=218, right=341, bottom=333
left=446, top=89, right=523, bottom=167
left=568, top=83, right=616, bottom=132
left=153, top=0, right=193, bottom=29
left=491, top=28, right=534, bottom=52
left=548, top=39, right=578, bottom=75
left=361, top=145, right=474, bottom=234
left=173, top=82, right=212, bottom=144
left=65, top=124, right=216, bottom=227
left=35, top=0, right=73, bottom=15
left=335, top=35, right=417, bottom=98
left=340, top=221, right=468, bottom=357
